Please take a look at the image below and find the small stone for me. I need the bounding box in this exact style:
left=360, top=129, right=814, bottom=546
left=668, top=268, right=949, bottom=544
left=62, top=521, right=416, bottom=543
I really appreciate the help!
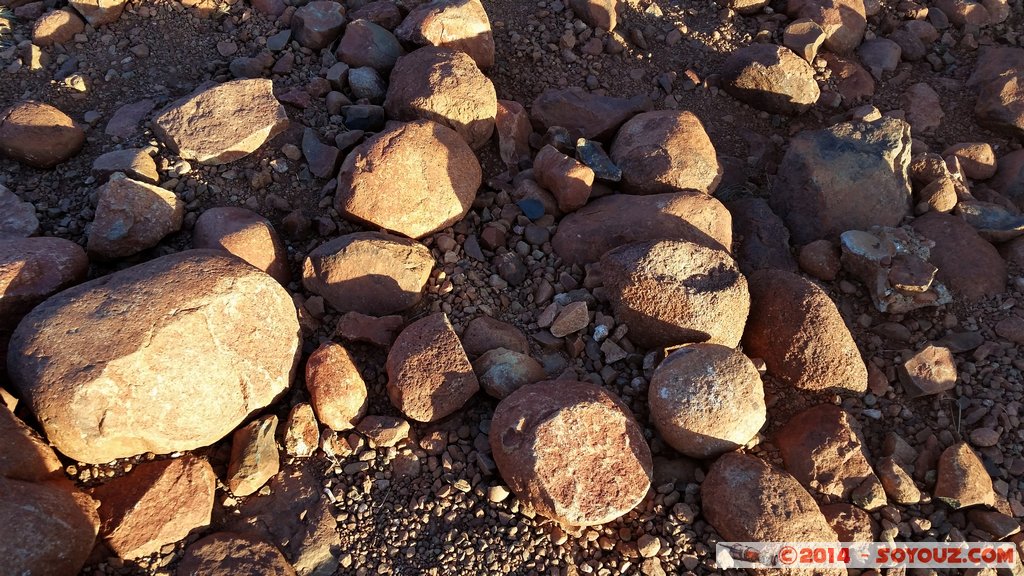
left=0, top=185, right=40, bottom=238
left=784, top=18, right=826, bottom=62
left=283, top=403, right=319, bottom=458
left=533, top=145, right=593, bottom=213
left=355, top=415, right=410, bottom=448
left=934, top=442, right=995, bottom=509
left=0, top=101, right=85, bottom=169
left=876, top=456, right=922, bottom=504
left=305, top=342, right=368, bottom=432
left=637, top=534, right=660, bottom=558
left=292, top=0, right=347, bottom=51
left=798, top=239, right=841, bottom=281
left=227, top=415, right=280, bottom=498
left=87, top=177, right=184, bottom=260
left=898, top=345, right=957, bottom=398
left=550, top=301, right=589, bottom=337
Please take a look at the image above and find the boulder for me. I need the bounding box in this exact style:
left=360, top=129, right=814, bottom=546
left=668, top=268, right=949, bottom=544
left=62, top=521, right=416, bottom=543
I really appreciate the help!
left=292, top=1, right=346, bottom=51
left=193, top=207, right=290, bottom=285
left=227, top=415, right=280, bottom=497
left=395, top=0, right=494, bottom=69
left=490, top=381, right=652, bottom=526
left=0, top=101, right=85, bottom=169
left=91, top=148, right=160, bottom=184
left=721, top=44, right=820, bottom=115
left=87, top=177, right=184, bottom=259
left=301, top=231, right=433, bottom=315
left=789, top=0, right=867, bottom=54
left=177, top=532, right=297, bottom=576
left=568, top=0, right=619, bottom=31
left=0, top=405, right=63, bottom=482
left=910, top=211, right=1006, bottom=301
left=336, top=19, right=404, bottom=71
left=68, top=0, right=127, bottom=25
left=153, top=79, right=288, bottom=165
left=743, top=269, right=868, bottom=393
left=609, top=110, right=722, bottom=195
left=304, top=342, right=368, bottom=432
left=726, top=197, right=799, bottom=274
left=531, top=87, right=651, bottom=141
left=934, top=442, right=995, bottom=509
left=385, top=47, right=496, bottom=150
left=0, top=184, right=39, bottom=238
left=461, top=315, right=529, bottom=358
left=532, top=145, right=594, bottom=213
left=472, top=348, right=547, bottom=399
left=7, top=250, right=300, bottom=464
left=599, top=239, right=749, bottom=349
left=771, top=117, right=913, bottom=243
left=335, top=120, right=481, bottom=239
left=386, top=312, right=479, bottom=422
left=990, top=149, right=1024, bottom=210
left=649, top=344, right=765, bottom=458
left=31, top=8, right=84, bottom=45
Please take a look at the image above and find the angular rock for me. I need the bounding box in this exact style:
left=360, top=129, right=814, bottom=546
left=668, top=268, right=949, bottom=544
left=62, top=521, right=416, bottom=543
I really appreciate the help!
left=336, top=19, right=404, bottom=71
left=335, top=119, right=481, bottom=239
left=798, top=239, right=841, bottom=281
left=495, top=99, right=532, bottom=169
left=177, top=532, right=297, bottom=576
left=153, top=79, right=288, bottom=165
left=898, top=345, right=957, bottom=398
left=533, top=145, right=593, bottom=213
left=840, top=227, right=951, bottom=313
left=910, top=211, right=1005, bottom=301
left=771, top=117, right=912, bottom=243
left=32, top=9, right=84, bottom=46
left=716, top=0, right=770, bottom=13
left=876, top=456, right=921, bottom=505
left=0, top=184, right=39, bottom=238
left=91, top=148, right=159, bottom=184
left=386, top=312, right=479, bottom=422
left=743, top=269, right=868, bottom=393
left=0, top=405, right=62, bottom=482
left=472, top=348, right=547, bottom=399
left=944, top=142, right=997, bottom=181
left=721, top=44, right=820, bottom=115
left=822, top=53, right=875, bottom=102
left=356, top=415, right=410, bottom=448
left=789, top=0, right=867, bottom=54
left=531, top=87, right=651, bottom=141
left=610, top=110, right=722, bottom=195
left=0, top=101, right=85, bottom=169
left=649, top=344, right=765, bottom=459
left=599, top=239, right=749, bottom=349
left=568, top=0, right=618, bottom=31
left=550, top=301, right=589, bottom=338
left=490, top=381, right=652, bottom=526
left=784, top=18, right=826, bottom=62
left=301, top=128, right=340, bottom=179
left=726, top=197, right=799, bottom=274
left=902, top=82, right=943, bottom=134
left=461, top=315, right=529, bottom=358
left=991, top=149, right=1024, bottom=210
left=87, top=177, right=184, bottom=259
left=935, top=442, right=995, bottom=509
left=292, top=1, right=346, bottom=51
left=283, top=403, right=319, bottom=458
left=349, top=1, right=403, bottom=29
left=105, top=98, right=156, bottom=139
left=69, top=0, right=127, bottom=26
left=821, top=503, right=878, bottom=542
left=395, top=0, right=495, bottom=69
left=301, top=231, right=433, bottom=315
left=8, top=250, right=300, bottom=464
left=91, top=455, right=216, bottom=559
left=227, top=415, right=280, bottom=497
left=304, top=342, right=368, bottom=432
left=385, top=46, right=496, bottom=150
left=193, top=207, right=290, bottom=285
left=857, top=37, right=901, bottom=79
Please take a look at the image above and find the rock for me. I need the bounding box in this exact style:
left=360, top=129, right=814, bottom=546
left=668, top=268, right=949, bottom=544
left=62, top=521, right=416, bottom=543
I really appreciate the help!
left=901, top=82, right=943, bottom=134
left=991, top=149, right=1024, bottom=210
left=919, top=176, right=958, bottom=213
left=649, top=344, right=765, bottom=459
left=973, top=63, right=1024, bottom=140
left=821, top=503, right=878, bottom=542
left=821, top=53, right=875, bottom=102
left=568, top=0, right=618, bottom=31
left=472, top=348, right=547, bottom=399
left=743, top=269, right=868, bottom=393
left=8, top=250, right=300, bottom=464
left=336, top=19, right=404, bottom=71
left=995, top=315, right=1024, bottom=344
left=0, top=404, right=62, bottom=482
left=335, top=120, right=481, bottom=239
left=798, top=239, right=841, bottom=281
left=532, top=145, right=594, bottom=213
left=553, top=191, right=732, bottom=266
left=69, top=0, right=127, bottom=25
left=726, top=197, right=799, bottom=274
left=283, top=403, right=319, bottom=458
left=935, top=0, right=1009, bottom=25
left=349, top=1, right=402, bottom=29
left=90, top=455, right=215, bottom=559
left=550, top=301, right=589, bottom=337
left=395, top=0, right=494, bottom=69
left=193, top=207, right=290, bottom=286
left=304, top=342, right=368, bottom=432
left=0, top=184, right=39, bottom=238
left=495, top=100, right=532, bottom=169
left=301, top=231, right=433, bottom=315
left=721, top=44, right=820, bottom=115
left=227, top=415, right=280, bottom=497
left=716, top=0, right=770, bottom=13
left=105, top=98, right=156, bottom=139
left=857, top=38, right=901, bottom=79
left=599, top=239, right=749, bottom=349
left=32, top=8, right=84, bottom=46
left=335, top=312, right=403, bottom=347
left=301, top=129, right=340, bottom=179
left=789, top=0, right=867, bottom=54
left=385, top=47, right=496, bottom=150
left=609, top=110, right=722, bottom=195
left=91, top=148, right=159, bottom=184
left=461, top=316, right=529, bottom=358
left=967, top=510, right=1020, bottom=539
left=890, top=27, right=926, bottom=61
left=934, top=442, right=995, bottom=509
left=775, top=405, right=882, bottom=503
left=251, top=0, right=286, bottom=16
left=531, top=87, right=651, bottom=141
left=910, top=211, right=1006, bottom=301
left=87, top=177, right=184, bottom=259
left=292, top=1, right=346, bottom=51
left=784, top=18, right=826, bottom=62
left=771, top=117, right=912, bottom=243
left=153, top=79, right=288, bottom=166
left=898, top=345, right=957, bottom=398
left=490, top=381, right=652, bottom=526
left=177, top=532, right=297, bottom=576
left=840, top=227, right=951, bottom=313
left=0, top=101, right=85, bottom=169
left=943, top=142, right=997, bottom=180
left=575, top=139, right=620, bottom=181
left=347, top=67, right=387, bottom=102
left=0, top=478, right=99, bottom=576
left=356, top=415, right=410, bottom=448
left=876, top=456, right=922, bottom=504
left=386, top=312, right=479, bottom=422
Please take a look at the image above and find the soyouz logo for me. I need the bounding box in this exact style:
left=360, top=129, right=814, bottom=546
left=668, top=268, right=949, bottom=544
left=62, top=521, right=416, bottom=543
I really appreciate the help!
left=715, top=542, right=1019, bottom=569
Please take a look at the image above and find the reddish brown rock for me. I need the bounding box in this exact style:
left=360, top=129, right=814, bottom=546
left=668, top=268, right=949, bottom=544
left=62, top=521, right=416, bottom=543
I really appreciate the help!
left=472, top=348, right=547, bottom=399
left=90, top=455, right=215, bottom=559
left=283, top=403, right=319, bottom=458
left=0, top=405, right=62, bottom=482
left=935, top=442, right=995, bottom=509
left=177, top=532, right=297, bottom=576
left=91, top=148, right=160, bottom=184
left=386, top=312, right=479, bottom=422
left=385, top=47, right=496, bottom=150
left=495, top=99, right=532, bottom=169
left=301, top=231, right=433, bottom=315
left=898, top=345, right=957, bottom=398
left=991, top=149, right=1024, bottom=210
left=356, top=415, right=410, bottom=448
left=193, top=207, right=290, bottom=285
left=349, top=1, right=403, bottom=29
left=743, top=269, right=868, bottom=393
left=334, top=312, right=404, bottom=347
left=395, top=0, right=494, bottom=69
left=227, top=415, right=280, bottom=497
left=798, top=239, right=841, bottom=281
left=609, top=110, right=721, bottom=196
left=910, top=211, right=1006, bottom=301
left=936, top=0, right=1009, bottom=26
left=531, top=87, right=651, bottom=141
left=0, top=184, right=39, bottom=238
left=568, top=0, right=619, bottom=31
left=726, top=197, right=800, bottom=274
left=821, top=503, right=878, bottom=542
left=461, top=315, right=529, bottom=358
left=335, top=19, right=405, bottom=71
left=292, top=0, right=346, bottom=51
left=533, top=145, right=594, bottom=213
left=902, top=82, right=943, bottom=134
left=153, top=79, right=288, bottom=166
left=784, top=18, right=826, bottom=61
left=721, top=44, right=821, bottom=115
left=822, top=53, right=875, bottom=102
left=305, top=342, right=368, bottom=432
left=8, top=250, right=300, bottom=464
left=32, top=9, right=84, bottom=46
left=649, top=344, right=765, bottom=458
left=943, top=142, right=997, bottom=181
left=87, top=177, right=184, bottom=259
left=68, top=0, right=127, bottom=26
left=876, top=456, right=921, bottom=504
left=335, top=119, right=481, bottom=239
left=0, top=101, right=85, bottom=169
left=789, top=0, right=867, bottom=54
left=490, top=381, right=652, bottom=526
left=599, top=239, right=749, bottom=349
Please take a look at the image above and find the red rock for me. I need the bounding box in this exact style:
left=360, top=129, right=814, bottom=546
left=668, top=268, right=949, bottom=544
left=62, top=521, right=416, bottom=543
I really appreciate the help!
left=995, top=315, right=1024, bottom=344
left=395, top=0, right=495, bottom=69
left=193, top=207, right=291, bottom=286
left=87, top=177, right=184, bottom=259
left=251, top=0, right=286, bottom=16
left=336, top=19, right=405, bottom=71
left=821, top=503, right=878, bottom=542
left=495, top=99, right=532, bottom=169
left=356, top=415, right=410, bottom=448
left=784, top=18, right=826, bottom=61
left=898, top=345, right=957, bottom=398
left=721, top=44, right=820, bottom=115
left=943, top=142, right=997, bottom=180
left=530, top=87, right=651, bottom=141
left=798, top=239, right=841, bottom=281
left=568, top=0, right=619, bottom=31
left=821, top=53, right=875, bottom=102
left=876, top=456, right=922, bottom=504
left=789, top=0, right=867, bottom=54
left=0, top=184, right=39, bottom=238
left=32, top=9, right=84, bottom=46
left=68, top=0, right=127, bottom=26
left=490, top=381, right=652, bottom=526
left=292, top=0, right=346, bottom=51
left=726, top=197, right=800, bottom=274
left=227, top=415, right=280, bottom=497
left=91, top=148, right=160, bottom=184
left=461, top=315, right=529, bottom=358
left=533, top=145, right=593, bottom=213
left=301, top=128, right=340, bottom=179
left=386, top=312, right=479, bottom=422
left=105, top=98, right=156, bottom=139
left=334, top=311, right=404, bottom=347
left=610, top=110, right=722, bottom=195
left=990, top=149, right=1024, bottom=210
left=349, top=1, right=403, bottom=29
left=177, top=532, right=297, bottom=576
left=902, top=82, right=944, bottom=134
left=283, top=403, right=319, bottom=458
left=910, top=211, right=1006, bottom=301
left=0, top=404, right=62, bottom=482
left=935, top=442, right=995, bottom=509
left=0, top=101, right=85, bottom=169
left=304, top=342, right=368, bottom=432
left=472, top=348, right=547, bottom=399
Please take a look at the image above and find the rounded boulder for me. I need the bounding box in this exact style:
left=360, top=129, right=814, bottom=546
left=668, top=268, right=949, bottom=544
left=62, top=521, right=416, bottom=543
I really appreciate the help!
left=722, top=44, right=820, bottom=115
left=0, top=101, right=85, bottom=169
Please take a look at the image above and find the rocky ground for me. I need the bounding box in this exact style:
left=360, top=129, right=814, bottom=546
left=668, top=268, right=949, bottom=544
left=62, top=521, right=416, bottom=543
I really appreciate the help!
left=2, top=0, right=1024, bottom=574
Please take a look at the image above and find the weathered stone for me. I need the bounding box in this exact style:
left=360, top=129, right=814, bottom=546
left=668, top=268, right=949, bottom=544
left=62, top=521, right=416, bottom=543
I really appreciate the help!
left=68, top=0, right=127, bottom=26
left=227, top=415, right=280, bottom=497
left=610, top=110, right=720, bottom=196
left=876, top=456, right=921, bottom=504
left=395, top=0, right=495, bottom=69
left=283, top=403, right=319, bottom=458
left=334, top=312, right=404, bottom=347
left=193, top=207, right=291, bottom=285
left=721, top=44, right=820, bottom=115
left=301, top=128, right=341, bottom=179
left=531, top=87, right=651, bottom=141
left=784, top=18, right=826, bottom=62
left=898, top=345, right=958, bottom=398
left=305, top=342, right=368, bottom=432
left=839, top=227, right=951, bottom=313
left=789, top=0, right=867, bottom=54
left=0, top=101, right=85, bottom=169
left=356, top=415, right=410, bottom=448
left=726, top=197, right=799, bottom=274
left=991, top=149, right=1024, bottom=210
left=87, top=177, right=183, bottom=259
left=0, top=184, right=39, bottom=238
left=105, top=98, right=156, bottom=139
left=91, top=148, right=159, bottom=184
left=0, top=404, right=62, bottom=482
left=349, top=1, right=402, bottom=29
left=461, top=315, right=529, bottom=358
left=336, top=19, right=404, bottom=71
left=533, top=145, right=593, bottom=213
left=911, top=211, right=1006, bottom=301
left=568, top=0, right=619, bottom=31
left=857, top=37, right=901, bottom=79
left=798, top=239, right=841, bottom=281
left=495, top=100, right=532, bottom=169
left=472, top=348, right=547, bottom=400
left=821, top=503, right=878, bottom=542
left=934, top=442, right=995, bottom=509
left=177, top=532, right=297, bottom=576
left=292, top=1, right=346, bottom=51
left=31, top=8, right=84, bottom=46
left=943, top=142, right=997, bottom=180
left=902, top=82, right=943, bottom=134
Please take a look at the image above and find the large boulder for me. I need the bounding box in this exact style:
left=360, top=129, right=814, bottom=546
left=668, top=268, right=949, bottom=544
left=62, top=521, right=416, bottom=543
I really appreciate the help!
left=552, top=192, right=732, bottom=266
left=788, top=0, right=867, bottom=54
left=302, top=231, right=433, bottom=316
left=490, top=381, right=652, bottom=526
left=395, top=0, right=495, bottom=69
left=771, top=117, right=913, bottom=243
left=0, top=101, right=85, bottom=169
left=334, top=119, right=481, bottom=239
left=743, top=269, right=867, bottom=393
left=177, top=532, right=297, bottom=576
left=192, top=207, right=290, bottom=285
left=153, top=79, right=288, bottom=165
left=7, top=250, right=301, bottom=464
left=531, top=87, right=651, bottom=141
left=721, top=44, right=821, bottom=115
left=87, top=177, right=184, bottom=259
left=599, top=239, right=749, bottom=349
left=910, top=212, right=1006, bottom=301
left=385, top=47, right=496, bottom=150
left=609, top=110, right=722, bottom=195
